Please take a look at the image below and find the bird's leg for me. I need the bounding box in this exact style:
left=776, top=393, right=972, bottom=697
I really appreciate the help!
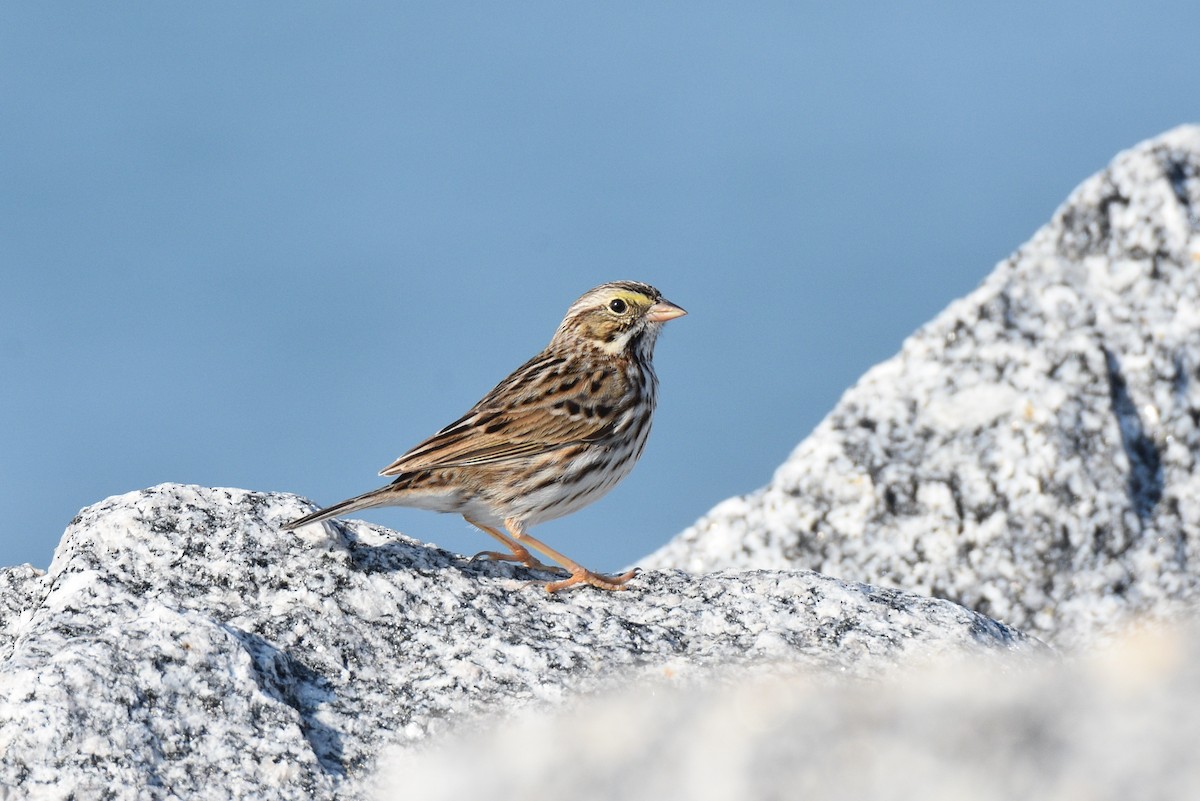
left=464, top=517, right=566, bottom=574
left=504, top=518, right=639, bottom=593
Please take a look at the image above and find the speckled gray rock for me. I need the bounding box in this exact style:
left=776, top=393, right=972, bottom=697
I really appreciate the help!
left=0, top=564, right=41, bottom=660
left=0, top=484, right=1035, bottom=800
left=644, top=125, right=1200, bottom=647
left=374, top=618, right=1200, bottom=801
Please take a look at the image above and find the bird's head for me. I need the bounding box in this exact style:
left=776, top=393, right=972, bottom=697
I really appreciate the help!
left=551, top=281, right=686, bottom=359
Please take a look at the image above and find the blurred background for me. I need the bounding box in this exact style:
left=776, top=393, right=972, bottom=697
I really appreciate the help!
left=3, top=3, right=1198, bottom=572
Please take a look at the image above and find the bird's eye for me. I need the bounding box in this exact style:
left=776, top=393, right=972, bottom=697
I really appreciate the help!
left=608, top=298, right=627, bottom=314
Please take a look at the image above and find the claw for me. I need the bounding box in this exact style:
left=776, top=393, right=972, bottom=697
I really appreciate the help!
left=470, top=549, right=568, bottom=576
left=545, top=567, right=640, bottom=594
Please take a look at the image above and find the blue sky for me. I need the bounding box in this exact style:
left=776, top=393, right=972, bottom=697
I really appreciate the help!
left=3, top=3, right=1198, bottom=573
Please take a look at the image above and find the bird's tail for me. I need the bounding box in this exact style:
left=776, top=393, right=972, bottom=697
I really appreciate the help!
left=280, top=485, right=394, bottom=531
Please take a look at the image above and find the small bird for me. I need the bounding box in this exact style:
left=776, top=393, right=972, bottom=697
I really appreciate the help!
left=283, top=281, right=686, bottom=592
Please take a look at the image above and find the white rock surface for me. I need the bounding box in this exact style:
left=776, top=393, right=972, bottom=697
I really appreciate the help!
left=0, top=484, right=1032, bottom=800
left=644, top=125, right=1200, bottom=647
left=374, top=618, right=1200, bottom=801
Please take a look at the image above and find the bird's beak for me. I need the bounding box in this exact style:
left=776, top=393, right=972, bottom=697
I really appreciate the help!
left=645, top=299, right=687, bottom=323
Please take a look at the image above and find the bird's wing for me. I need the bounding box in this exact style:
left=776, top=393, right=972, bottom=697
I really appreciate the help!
left=379, top=355, right=629, bottom=476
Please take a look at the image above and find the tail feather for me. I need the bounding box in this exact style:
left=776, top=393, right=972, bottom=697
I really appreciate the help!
left=281, top=486, right=393, bottom=530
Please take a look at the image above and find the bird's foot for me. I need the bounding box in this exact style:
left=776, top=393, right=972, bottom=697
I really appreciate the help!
left=470, top=549, right=568, bottom=576
left=544, top=567, right=641, bottom=593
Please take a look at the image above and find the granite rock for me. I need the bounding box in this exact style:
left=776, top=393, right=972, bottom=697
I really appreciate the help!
left=644, top=125, right=1200, bottom=647
left=0, top=484, right=1033, bottom=799
left=374, top=618, right=1200, bottom=801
